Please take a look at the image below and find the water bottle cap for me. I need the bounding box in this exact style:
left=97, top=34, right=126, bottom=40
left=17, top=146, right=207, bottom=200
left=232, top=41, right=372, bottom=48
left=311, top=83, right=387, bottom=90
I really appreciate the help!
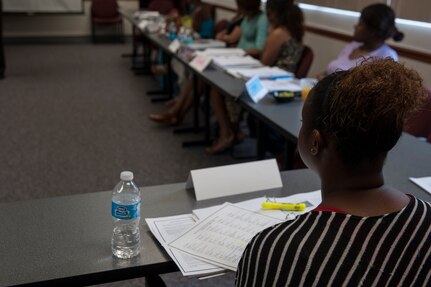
left=120, top=171, right=134, bottom=181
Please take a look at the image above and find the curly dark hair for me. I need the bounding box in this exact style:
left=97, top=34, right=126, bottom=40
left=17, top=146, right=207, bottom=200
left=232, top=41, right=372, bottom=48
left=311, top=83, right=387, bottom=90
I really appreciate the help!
left=237, top=0, right=261, bottom=16
left=309, top=58, right=426, bottom=164
left=361, top=4, right=404, bottom=42
left=266, top=0, right=304, bottom=42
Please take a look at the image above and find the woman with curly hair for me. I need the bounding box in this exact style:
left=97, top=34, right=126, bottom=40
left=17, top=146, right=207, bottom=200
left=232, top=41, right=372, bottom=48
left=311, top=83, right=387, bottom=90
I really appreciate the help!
left=236, top=59, right=430, bottom=286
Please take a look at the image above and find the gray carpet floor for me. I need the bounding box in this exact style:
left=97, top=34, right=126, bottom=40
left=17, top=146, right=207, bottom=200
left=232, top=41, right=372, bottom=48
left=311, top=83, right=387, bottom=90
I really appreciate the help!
left=0, top=43, right=246, bottom=286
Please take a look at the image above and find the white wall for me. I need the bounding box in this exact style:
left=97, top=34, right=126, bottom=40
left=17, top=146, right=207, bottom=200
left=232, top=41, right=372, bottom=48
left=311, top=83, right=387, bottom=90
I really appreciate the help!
left=3, top=0, right=139, bottom=37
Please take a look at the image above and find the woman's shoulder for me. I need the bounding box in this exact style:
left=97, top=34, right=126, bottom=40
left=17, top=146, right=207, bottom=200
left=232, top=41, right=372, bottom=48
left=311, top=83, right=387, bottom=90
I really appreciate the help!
left=374, top=43, right=399, bottom=61
left=268, top=27, right=290, bottom=40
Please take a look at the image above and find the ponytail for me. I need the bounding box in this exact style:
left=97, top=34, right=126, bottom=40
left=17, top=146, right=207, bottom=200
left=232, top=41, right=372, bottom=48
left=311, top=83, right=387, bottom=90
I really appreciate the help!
left=392, top=28, right=404, bottom=42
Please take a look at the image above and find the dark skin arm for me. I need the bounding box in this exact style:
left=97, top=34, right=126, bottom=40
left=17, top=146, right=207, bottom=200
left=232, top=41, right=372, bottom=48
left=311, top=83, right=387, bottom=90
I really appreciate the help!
left=260, top=27, right=290, bottom=66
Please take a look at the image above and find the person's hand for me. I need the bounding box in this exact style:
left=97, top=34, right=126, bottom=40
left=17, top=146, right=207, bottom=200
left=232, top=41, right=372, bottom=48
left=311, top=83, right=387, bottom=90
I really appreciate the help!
left=216, top=31, right=226, bottom=41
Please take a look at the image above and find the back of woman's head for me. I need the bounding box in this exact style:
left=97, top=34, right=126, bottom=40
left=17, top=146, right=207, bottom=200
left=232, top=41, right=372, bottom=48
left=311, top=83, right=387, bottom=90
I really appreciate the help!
left=361, top=4, right=404, bottom=42
left=310, top=58, right=425, bottom=164
left=266, top=0, right=304, bottom=42
left=237, top=0, right=261, bottom=16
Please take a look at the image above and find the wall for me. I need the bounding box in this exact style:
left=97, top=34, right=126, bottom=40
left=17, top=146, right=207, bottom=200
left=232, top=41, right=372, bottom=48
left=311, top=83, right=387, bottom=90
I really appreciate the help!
left=3, top=0, right=139, bottom=38
left=3, top=0, right=430, bottom=87
left=302, top=7, right=431, bottom=87
left=211, top=3, right=430, bottom=86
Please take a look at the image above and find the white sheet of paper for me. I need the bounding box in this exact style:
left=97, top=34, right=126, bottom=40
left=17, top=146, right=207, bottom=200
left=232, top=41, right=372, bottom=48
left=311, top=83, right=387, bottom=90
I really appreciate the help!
left=196, top=48, right=245, bottom=57
left=169, top=203, right=283, bottom=271
left=187, top=39, right=226, bottom=50
left=192, top=190, right=322, bottom=221
left=169, top=39, right=181, bottom=53
left=145, top=214, right=224, bottom=276
left=189, top=54, right=212, bottom=72
left=261, top=79, right=301, bottom=92
left=189, top=159, right=282, bottom=201
left=410, top=177, right=431, bottom=194
left=236, top=67, right=293, bottom=80
left=212, top=55, right=261, bottom=68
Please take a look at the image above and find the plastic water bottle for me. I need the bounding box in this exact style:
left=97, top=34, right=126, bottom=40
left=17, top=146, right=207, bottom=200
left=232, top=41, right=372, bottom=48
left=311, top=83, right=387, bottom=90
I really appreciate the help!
left=168, top=19, right=177, bottom=41
left=185, top=28, right=193, bottom=44
left=111, top=171, right=141, bottom=259
left=178, top=26, right=186, bottom=43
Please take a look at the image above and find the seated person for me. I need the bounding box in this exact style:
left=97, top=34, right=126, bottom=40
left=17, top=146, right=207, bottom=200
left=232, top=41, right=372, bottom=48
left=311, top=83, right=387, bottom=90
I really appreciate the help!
left=148, top=0, right=243, bottom=125
left=236, top=58, right=430, bottom=286
left=318, top=3, right=403, bottom=79
left=201, top=0, right=269, bottom=152
left=188, top=0, right=214, bottom=39
left=206, top=0, right=303, bottom=154
left=215, top=12, right=243, bottom=47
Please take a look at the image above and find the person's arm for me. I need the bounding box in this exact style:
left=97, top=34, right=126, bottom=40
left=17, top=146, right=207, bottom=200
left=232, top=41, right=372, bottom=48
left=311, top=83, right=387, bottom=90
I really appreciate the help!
left=260, top=28, right=289, bottom=66
left=217, top=26, right=241, bottom=45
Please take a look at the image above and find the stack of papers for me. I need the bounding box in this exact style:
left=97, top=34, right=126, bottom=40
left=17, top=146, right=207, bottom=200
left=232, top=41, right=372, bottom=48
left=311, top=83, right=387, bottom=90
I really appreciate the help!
left=187, top=39, right=226, bottom=50
left=146, top=214, right=224, bottom=276
left=134, top=11, right=160, bottom=20
left=146, top=190, right=321, bottom=275
left=227, top=66, right=293, bottom=80
left=196, top=48, right=246, bottom=57
left=169, top=204, right=283, bottom=271
left=261, top=78, right=301, bottom=92
left=212, top=56, right=261, bottom=69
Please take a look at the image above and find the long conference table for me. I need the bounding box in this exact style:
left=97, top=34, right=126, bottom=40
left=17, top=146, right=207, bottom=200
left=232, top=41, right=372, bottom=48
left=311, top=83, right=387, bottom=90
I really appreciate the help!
left=2, top=10, right=431, bottom=287
left=1, top=134, right=431, bottom=286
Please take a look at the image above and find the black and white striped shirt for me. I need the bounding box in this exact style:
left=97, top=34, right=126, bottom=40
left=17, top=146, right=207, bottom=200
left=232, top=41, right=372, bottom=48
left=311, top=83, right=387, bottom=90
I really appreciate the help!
left=236, top=196, right=431, bottom=286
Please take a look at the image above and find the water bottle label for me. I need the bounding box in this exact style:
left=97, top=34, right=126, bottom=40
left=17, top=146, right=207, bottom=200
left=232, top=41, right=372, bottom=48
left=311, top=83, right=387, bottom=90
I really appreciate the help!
left=112, top=202, right=140, bottom=220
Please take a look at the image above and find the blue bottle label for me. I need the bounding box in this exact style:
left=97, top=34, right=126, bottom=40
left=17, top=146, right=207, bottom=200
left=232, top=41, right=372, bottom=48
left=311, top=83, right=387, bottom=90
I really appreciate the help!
left=112, top=201, right=140, bottom=220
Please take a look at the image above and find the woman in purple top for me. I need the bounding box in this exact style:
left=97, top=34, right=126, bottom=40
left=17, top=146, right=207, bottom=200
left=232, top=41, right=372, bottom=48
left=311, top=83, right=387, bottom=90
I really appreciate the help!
left=319, top=4, right=403, bottom=78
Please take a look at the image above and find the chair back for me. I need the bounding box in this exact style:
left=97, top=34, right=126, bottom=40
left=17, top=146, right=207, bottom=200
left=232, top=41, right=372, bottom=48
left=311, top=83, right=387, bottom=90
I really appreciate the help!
left=92, top=0, right=119, bottom=18
left=405, top=89, right=431, bottom=140
left=295, top=45, right=314, bottom=79
left=148, top=0, right=175, bottom=15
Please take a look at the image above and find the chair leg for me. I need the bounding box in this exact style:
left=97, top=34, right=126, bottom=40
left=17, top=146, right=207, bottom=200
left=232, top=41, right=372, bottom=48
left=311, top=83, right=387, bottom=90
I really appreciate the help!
left=120, top=21, right=125, bottom=43
left=91, top=21, right=96, bottom=44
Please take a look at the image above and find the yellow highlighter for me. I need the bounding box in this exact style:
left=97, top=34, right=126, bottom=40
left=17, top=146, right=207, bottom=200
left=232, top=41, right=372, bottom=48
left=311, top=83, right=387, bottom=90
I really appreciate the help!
left=261, top=202, right=306, bottom=211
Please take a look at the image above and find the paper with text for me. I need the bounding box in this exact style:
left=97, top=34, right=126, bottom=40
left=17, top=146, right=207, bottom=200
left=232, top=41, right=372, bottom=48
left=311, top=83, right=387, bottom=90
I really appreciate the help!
left=146, top=214, right=224, bottom=276
left=169, top=203, right=283, bottom=271
left=192, top=190, right=322, bottom=220
left=410, top=177, right=431, bottom=194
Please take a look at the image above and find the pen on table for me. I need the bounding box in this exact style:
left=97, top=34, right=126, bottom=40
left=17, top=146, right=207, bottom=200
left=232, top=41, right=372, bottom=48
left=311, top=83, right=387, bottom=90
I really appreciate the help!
left=261, top=202, right=306, bottom=211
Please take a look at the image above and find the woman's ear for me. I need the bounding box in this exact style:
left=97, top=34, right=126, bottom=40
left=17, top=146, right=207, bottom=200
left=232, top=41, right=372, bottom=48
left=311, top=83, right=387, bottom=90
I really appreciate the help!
left=310, top=129, right=326, bottom=156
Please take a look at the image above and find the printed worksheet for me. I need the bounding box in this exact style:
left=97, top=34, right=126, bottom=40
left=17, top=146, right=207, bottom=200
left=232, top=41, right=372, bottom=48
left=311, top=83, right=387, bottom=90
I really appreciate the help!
left=169, top=204, right=283, bottom=271
left=146, top=214, right=224, bottom=276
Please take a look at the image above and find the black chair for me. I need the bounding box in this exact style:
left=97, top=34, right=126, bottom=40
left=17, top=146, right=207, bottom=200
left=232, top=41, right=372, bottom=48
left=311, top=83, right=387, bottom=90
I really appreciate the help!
left=295, top=45, right=314, bottom=79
